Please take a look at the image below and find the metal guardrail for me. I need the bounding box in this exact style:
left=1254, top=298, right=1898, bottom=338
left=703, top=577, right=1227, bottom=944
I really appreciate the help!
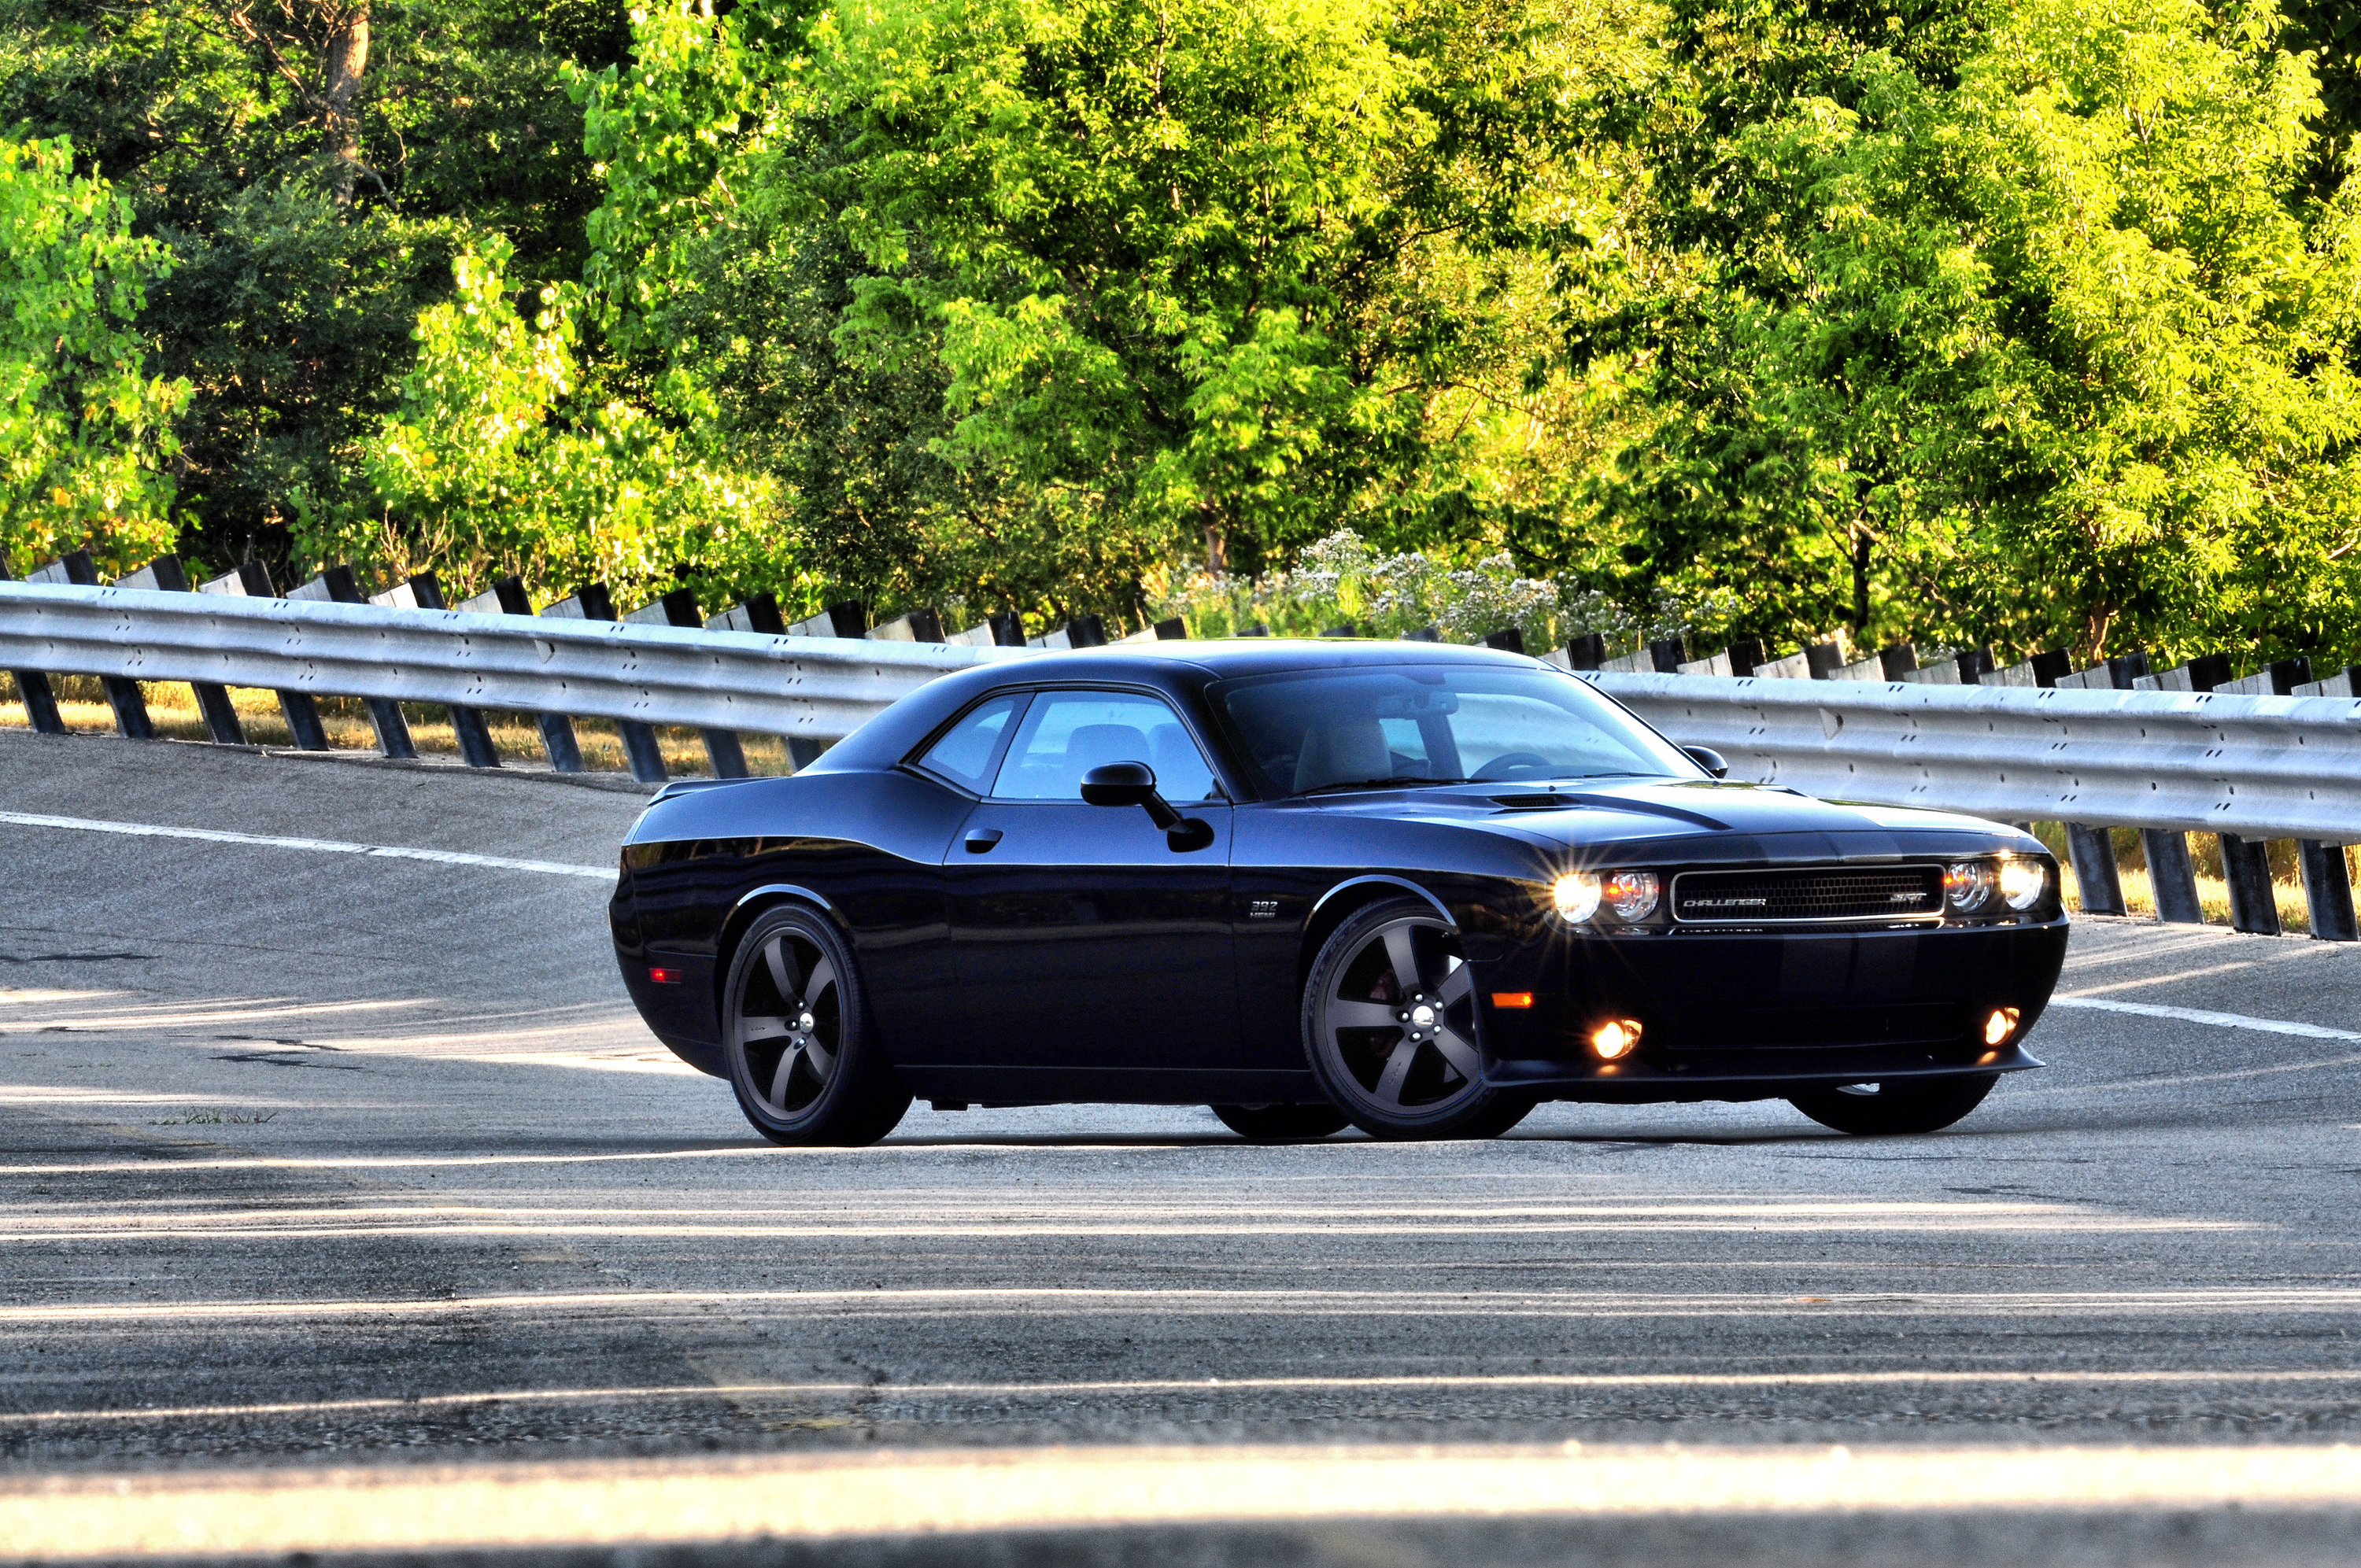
left=0, top=582, right=1015, bottom=745
left=6, top=574, right=2359, bottom=938
left=1585, top=672, right=2361, bottom=843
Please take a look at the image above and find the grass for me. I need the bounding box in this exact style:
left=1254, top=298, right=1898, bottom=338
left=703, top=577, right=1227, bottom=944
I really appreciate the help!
left=2, top=675, right=796, bottom=778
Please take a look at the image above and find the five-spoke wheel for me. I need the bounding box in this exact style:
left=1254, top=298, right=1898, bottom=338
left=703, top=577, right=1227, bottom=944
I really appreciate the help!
left=1301, top=898, right=1534, bottom=1139
left=724, top=905, right=911, bottom=1146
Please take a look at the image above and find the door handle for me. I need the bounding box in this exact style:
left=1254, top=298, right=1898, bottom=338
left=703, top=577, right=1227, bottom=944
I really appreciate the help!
left=964, top=828, right=1004, bottom=854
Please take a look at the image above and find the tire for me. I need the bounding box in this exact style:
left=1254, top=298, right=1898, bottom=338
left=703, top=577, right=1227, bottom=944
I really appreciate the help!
left=722, top=905, right=911, bottom=1146
left=1210, top=1102, right=1350, bottom=1141
left=1786, top=1074, right=1998, bottom=1136
left=1301, top=897, right=1537, bottom=1141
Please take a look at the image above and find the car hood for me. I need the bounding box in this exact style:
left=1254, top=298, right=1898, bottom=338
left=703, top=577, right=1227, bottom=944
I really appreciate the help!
left=1307, top=777, right=2031, bottom=863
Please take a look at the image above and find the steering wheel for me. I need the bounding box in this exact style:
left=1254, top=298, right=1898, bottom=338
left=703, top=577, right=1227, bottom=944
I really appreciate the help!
left=1473, top=751, right=1554, bottom=781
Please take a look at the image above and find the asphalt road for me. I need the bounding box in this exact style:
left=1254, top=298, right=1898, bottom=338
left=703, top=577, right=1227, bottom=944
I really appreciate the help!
left=6, top=725, right=2361, bottom=1565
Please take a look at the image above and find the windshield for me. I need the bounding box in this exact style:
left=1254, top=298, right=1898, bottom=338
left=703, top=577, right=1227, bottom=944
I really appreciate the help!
left=1210, top=663, right=1701, bottom=796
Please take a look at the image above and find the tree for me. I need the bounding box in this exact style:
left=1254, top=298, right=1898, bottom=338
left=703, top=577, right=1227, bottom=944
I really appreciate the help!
left=575, top=0, right=1646, bottom=627
left=1583, top=0, right=2361, bottom=665
left=0, top=137, right=187, bottom=577
left=0, top=0, right=633, bottom=581
left=354, top=237, right=777, bottom=603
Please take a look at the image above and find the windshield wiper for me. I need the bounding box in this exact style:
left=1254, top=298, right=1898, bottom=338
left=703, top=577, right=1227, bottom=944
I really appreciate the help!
left=1299, top=776, right=1468, bottom=796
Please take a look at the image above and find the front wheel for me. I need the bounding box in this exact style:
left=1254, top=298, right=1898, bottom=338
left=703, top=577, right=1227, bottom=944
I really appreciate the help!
left=723, top=906, right=911, bottom=1146
left=1301, top=898, right=1536, bottom=1141
left=1786, top=1074, right=1997, bottom=1136
left=1210, top=1103, right=1350, bottom=1142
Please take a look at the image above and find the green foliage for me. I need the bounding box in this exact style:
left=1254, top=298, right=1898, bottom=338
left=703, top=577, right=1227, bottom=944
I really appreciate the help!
left=1586, top=0, right=2361, bottom=666
left=0, top=0, right=632, bottom=581
left=351, top=237, right=776, bottom=603
left=575, top=0, right=1652, bottom=627
left=0, top=136, right=187, bottom=577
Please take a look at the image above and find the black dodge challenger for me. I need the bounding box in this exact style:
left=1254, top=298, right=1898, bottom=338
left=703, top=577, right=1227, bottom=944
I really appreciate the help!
left=611, top=640, right=2066, bottom=1144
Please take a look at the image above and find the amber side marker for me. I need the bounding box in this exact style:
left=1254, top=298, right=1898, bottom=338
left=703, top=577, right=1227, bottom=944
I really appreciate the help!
left=1491, top=993, right=1535, bottom=1009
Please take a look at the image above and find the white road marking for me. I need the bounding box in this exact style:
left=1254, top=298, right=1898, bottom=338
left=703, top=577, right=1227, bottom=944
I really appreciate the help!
left=0, top=810, right=612, bottom=880
left=0, top=1285, right=2353, bottom=1330
left=2049, top=995, right=2361, bottom=1041
left=9, top=1442, right=2361, bottom=1555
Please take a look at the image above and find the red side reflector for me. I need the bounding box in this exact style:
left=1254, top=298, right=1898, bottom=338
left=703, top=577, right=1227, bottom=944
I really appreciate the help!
left=1491, top=992, right=1535, bottom=1009
left=648, top=966, right=683, bottom=985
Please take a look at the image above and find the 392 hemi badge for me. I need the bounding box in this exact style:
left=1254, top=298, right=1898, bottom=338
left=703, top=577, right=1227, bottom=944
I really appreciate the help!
left=1248, top=899, right=1281, bottom=919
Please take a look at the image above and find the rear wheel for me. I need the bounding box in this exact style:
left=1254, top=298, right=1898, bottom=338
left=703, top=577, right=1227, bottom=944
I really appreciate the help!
left=723, top=906, right=911, bottom=1146
left=1210, top=1103, right=1349, bottom=1142
left=1786, top=1074, right=1997, bottom=1136
left=1302, top=898, right=1536, bottom=1141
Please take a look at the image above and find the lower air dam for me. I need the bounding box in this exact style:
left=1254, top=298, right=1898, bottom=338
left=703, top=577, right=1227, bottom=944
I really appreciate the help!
left=8, top=1443, right=2361, bottom=1556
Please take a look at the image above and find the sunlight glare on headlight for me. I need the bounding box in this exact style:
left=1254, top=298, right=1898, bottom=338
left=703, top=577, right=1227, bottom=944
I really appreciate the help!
left=1551, top=871, right=1602, bottom=923
left=1998, top=858, right=2046, bottom=911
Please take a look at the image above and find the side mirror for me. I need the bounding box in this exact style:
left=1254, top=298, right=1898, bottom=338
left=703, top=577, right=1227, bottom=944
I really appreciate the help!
left=1684, top=745, right=1729, bottom=779
left=1081, top=762, right=1216, bottom=851
left=1081, top=762, right=1182, bottom=828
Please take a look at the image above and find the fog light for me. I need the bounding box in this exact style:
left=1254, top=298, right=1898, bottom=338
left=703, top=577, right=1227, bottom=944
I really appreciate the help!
left=1591, top=1019, right=1642, bottom=1060
left=1552, top=871, right=1602, bottom=923
left=1998, top=858, right=2046, bottom=911
left=1984, top=1006, right=2020, bottom=1046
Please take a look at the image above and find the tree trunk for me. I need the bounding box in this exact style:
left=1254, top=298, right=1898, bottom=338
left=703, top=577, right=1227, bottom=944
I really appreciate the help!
left=1849, top=524, right=1871, bottom=635
left=1203, top=520, right=1227, bottom=574
left=323, top=2, right=370, bottom=206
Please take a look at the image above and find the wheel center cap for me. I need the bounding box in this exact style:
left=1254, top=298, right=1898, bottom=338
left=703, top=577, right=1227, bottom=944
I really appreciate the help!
left=798, top=1012, right=815, bottom=1031
left=1411, top=1005, right=1436, bottom=1028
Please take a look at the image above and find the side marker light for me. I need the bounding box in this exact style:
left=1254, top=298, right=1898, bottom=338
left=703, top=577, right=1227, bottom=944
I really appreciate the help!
left=1984, top=1006, right=2020, bottom=1046
left=1492, top=992, right=1535, bottom=1009
left=648, top=966, right=684, bottom=985
left=1591, top=1019, right=1642, bottom=1060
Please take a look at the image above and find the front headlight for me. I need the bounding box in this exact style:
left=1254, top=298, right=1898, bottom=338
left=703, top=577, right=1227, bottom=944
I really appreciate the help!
left=1551, top=871, right=1602, bottom=923
left=1604, top=869, right=1660, bottom=922
left=1945, top=861, right=1996, bottom=913
left=1998, top=857, right=2047, bottom=911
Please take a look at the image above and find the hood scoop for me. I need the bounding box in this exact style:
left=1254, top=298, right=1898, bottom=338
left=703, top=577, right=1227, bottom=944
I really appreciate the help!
left=1490, top=793, right=1583, bottom=812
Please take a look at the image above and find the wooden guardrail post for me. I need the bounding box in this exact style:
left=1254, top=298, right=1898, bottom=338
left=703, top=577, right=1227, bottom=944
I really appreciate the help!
left=631, top=587, right=747, bottom=779
left=369, top=571, right=500, bottom=767
left=23, top=552, right=153, bottom=738
left=119, top=554, right=245, bottom=743
left=288, top=565, right=416, bottom=758
left=456, top=575, right=582, bottom=772
left=198, top=562, right=329, bottom=750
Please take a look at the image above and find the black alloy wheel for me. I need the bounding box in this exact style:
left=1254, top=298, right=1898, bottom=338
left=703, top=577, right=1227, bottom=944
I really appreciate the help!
left=1786, top=1074, right=1998, bottom=1136
left=723, top=906, right=911, bottom=1146
left=1210, top=1102, right=1350, bottom=1142
left=1301, top=898, right=1536, bottom=1140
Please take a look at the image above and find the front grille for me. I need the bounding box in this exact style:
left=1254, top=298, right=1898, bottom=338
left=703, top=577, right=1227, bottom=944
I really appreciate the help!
left=1671, top=865, right=1945, bottom=924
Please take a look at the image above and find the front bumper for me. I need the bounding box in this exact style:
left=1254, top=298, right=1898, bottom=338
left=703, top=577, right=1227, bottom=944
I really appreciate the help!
left=1472, top=918, right=2067, bottom=1102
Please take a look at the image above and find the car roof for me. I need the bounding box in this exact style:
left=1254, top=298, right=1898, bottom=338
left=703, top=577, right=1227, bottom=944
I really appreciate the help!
left=1018, top=637, right=1544, bottom=679
left=806, top=636, right=1554, bottom=777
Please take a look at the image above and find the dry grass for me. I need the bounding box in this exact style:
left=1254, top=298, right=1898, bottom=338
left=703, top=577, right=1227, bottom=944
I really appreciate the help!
left=1, top=676, right=796, bottom=779
left=2058, top=860, right=2316, bottom=933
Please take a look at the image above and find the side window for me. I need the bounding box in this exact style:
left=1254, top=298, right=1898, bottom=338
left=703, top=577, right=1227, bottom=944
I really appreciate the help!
left=989, top=690, right=1219, bottom=802
left=914, top=693, right=1025, bottom=792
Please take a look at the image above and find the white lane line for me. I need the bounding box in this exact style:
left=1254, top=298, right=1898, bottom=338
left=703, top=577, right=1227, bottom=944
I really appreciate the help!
left=2049, top=995, right=2361, bottom=1042
left=10, top=1441, right=2361, bottom=1555
left=6, top=1370, right=2361, bottom=1428
left=4, top=1286, right=2356, bottom=1328
left=0, top=811, right=612, bottom=880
